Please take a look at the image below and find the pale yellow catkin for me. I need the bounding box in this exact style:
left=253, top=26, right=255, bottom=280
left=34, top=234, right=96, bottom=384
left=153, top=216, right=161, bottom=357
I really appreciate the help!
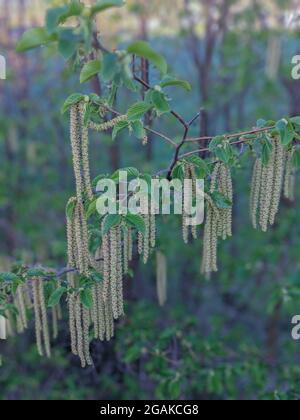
left=32, top=278, right=43, bottom=357
left=219, top=163, right=233, bottom=239
left=74, top=200, right=90, bottom=276
left=259, top=141, right=276, bottom=231
left=201, top=193, right=220, bottom=276
left=92, top=285, right=99, bottom=339
left=110, top=227, right=119, bottom=319
left=89, top=114, right=127, bottom=132
left=188, top=163, right=198, bottom=240
left=128, top=227, right=133, bottom=262
left=250, top=158, right=263, bottom=229
left=123, top=228, right=129, bottom=274
left=284, top=148, right=295, bottom=201
left=143, top=214, right=150, bottom=264
left=52, top=307, right=58, bottom=340
left=38, top=279, right=51, bottom=358
left=75, top=295, right=86, bottom=368
left=102, top=228, right=110, bottom=302
left=67, top=272, right=78, bottom=356
left=70, top=105, right=83, bottom=200
left=15, top=285, right=27, bottom=333
left=117, top=226, right=124, bottom=317
left=79, top=103, right=94, bottom=201
left=269, top=137, right=285, bottom=225
left=82, top=305, right=93, bottom=366
left=156, top=251, right=167, bottom=307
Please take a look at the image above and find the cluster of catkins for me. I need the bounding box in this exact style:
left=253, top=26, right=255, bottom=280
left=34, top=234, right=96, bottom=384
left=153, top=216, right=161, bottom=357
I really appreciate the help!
left=201, top=162, right=233, bottom=276
left=4, top=279, right=61, bottom=358
left=66, top=103, right=157, bottom=367
left=250, top=137, right=296, bottom=232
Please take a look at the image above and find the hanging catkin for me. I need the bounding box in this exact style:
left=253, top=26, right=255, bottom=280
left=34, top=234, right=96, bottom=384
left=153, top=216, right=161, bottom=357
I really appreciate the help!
left=109, top=227, right=119, bottom=319
left=67, top=272, right=78, bottom=356
left=75, top=295, right=86, bottom=368
left=250, top=158, right=263, bottom=229
left=70, top=104, right=93, bottom=201
left=127, top=227, right=133, bottom=262
left=156, top=251, right=167, bottom=307
left=116, top=225, right=124, bottom=317
left=32, top=278, right=43, bottom=356
left=143, top=214, right=150, bottom=264
left=102, top=228, right=110, bottom=302
left=250, top=137, right=285, bottom=231
left=201, top=199, right=219, bottom=276
left=284, top=148, right=295, bottom=201
left=15, top=284, right=28, bottom=333
left=38, top=279, right=51, bottom=358
left=32, top=278, right=51, bottom=357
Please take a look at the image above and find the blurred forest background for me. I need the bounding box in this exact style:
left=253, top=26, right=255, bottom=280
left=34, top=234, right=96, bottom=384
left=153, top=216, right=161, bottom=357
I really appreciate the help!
left=1, top=0, right=300, bottom=400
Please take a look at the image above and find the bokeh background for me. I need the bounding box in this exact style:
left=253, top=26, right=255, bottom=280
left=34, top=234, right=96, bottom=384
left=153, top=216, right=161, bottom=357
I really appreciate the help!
left=1, top=0, right=300, bottom=400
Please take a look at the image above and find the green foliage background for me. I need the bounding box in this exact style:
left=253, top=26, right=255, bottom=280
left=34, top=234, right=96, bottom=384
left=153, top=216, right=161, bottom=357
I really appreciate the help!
left=1, top=0, right=300, bottom=400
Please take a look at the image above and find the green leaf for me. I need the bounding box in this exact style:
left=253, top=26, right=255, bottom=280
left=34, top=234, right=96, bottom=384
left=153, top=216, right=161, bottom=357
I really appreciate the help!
left=168, top=379, right=181, bottom=399
left=61, top=93, right=84, bottom=114
left=290, top=116, right=300, bottom=127
left=91, top=0, right=125, bottom=16
left=48, top=287, right=67, bottom=307
left=172, top=162, right=185, bottom=181
left=127, top=41, right=168, bottom=74
left=80, top=289, right=93, bottom=309
left=16, top=28, right=56, bottom=52
left=66, top=198, right=77, bottom=220
left=125, top=214, right=146, bottom=234
left=131, top=120, right=146, bottom=139
left=211, top=191, right=232, bottom=209
left=127, top=101, right=152, bottom=122
left=86, top=199, right=98, bottom=219
left=0, top=272, right=19, bottom=282
left=101, top=53, right=118, bottom=82
left=262, top=137, right=273, bottom=165
left=46, top=6, right=68, bottom=33
left=57, top=28, right=78, bottom=59
left=80, top=60, right=102, bottom=84
left=123, top=345, right=141, bottom=363
left=256, top=119, right=267, bottom=128
left=112, top=120, right=129, bottom=140
left=160, top=76, right=191, bottom=91
left=276, top=119, right=288, bottom=143
left=111, top=167, right=140, bottom=181
left=282, top=122, right=295, bottom=146
left=102, top=214, right=122, bottom=235
left=186, top=156, right=209, bottom=177
left=152, top=90, right=170, bottom=113
left=57, top=0, right=84, bottom=24
left=292, top=148, right=300, bottom=169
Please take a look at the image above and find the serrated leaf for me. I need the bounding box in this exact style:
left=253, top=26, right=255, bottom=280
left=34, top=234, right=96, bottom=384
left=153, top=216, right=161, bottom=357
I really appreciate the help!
left=282, top=122, right=295, bottom=146
left=61, top=93, right=84, bottom=114
left=58, top=28, right=78, bottom=59
left=290, top=116, right=300, bottom=126
left=152, top=90, right=170, bottom=113
left=102, top=214, right=122, bottom=235
left=101, top=53, right=118, bottom=82
left=112, top=120, right=129, bottom=140
left=211, top=191, right=232, bottom=209
left=0, top=272, right=19, bottom=282
left=256, top=119, right=267, bottom=128
left=160, top=77, right=191, bottom=91
left=57, top=0, right=84, bottom=24
left=91, top=0, right=125, bottom=15
left=172, top=163, right=185, bottom=181
left=48, top=287, right=67, bottom=307
left=66, top=198, right=77, bottom=219
left=80, top=289, right=93, bottom=309
left=16, top=28, right=56, bottom=52
left=127, top=41, right=167, bottom=74
left=292, top=149, right=300, bottom=168
left=131, top=120, right=146, bottom=139
left=186, top=156, right=209, bottom=177
left=46, top=6, right=68, bottom=33
left=86, top=199, right=97, bottom=219
left=111, top=167, right=140, bottom=181
left=80, top=60, right=102, bottom=84
left=276, top=119, right=288, bottom=143
left=262, top=137, right=273, bottom=165
left=125, top=214, right=146, bottom=234
left=127, top=102, right=152, bottom=122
